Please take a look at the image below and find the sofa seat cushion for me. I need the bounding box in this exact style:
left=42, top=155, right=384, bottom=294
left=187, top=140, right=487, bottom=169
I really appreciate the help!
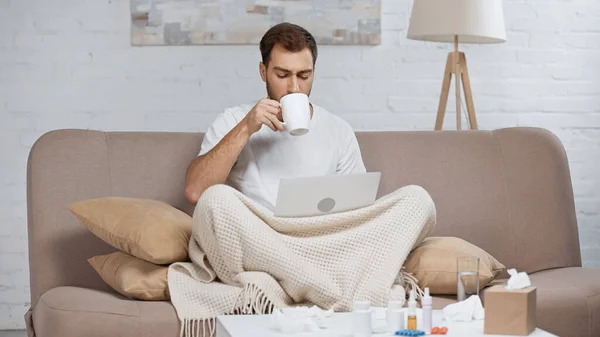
left=482, top=267, right=600, bottom=337
left=32, top=286, right=191, bottom=337
left=33, top=286, right=456, bottom=337
left=31, top=268, right=600, bottom=337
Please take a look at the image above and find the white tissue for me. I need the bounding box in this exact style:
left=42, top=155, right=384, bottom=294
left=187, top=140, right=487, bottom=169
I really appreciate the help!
left=505, top=268, right=532, bottom=290
left=442, top=295, right=485, bottom=322
left=270, top=305, right=334, bottom=334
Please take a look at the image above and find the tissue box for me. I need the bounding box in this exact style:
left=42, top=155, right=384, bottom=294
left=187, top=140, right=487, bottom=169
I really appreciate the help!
left=483, top=285, right=537, bottom=335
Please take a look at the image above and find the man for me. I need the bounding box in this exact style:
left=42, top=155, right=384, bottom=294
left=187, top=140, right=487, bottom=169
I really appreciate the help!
left=170, top=25, right=436, bottom=334
left=184, top=22, right=366, bottom=211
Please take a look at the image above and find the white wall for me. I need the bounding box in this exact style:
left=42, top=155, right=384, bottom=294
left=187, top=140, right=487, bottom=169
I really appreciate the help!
left=1, top=0, right=599, bottom=329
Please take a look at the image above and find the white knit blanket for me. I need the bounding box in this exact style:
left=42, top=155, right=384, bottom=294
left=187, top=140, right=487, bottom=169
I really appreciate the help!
left=168, top=184, right=436, bottom=337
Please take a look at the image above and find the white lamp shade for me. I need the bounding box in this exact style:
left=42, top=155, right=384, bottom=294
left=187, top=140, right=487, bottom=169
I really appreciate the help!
left=407, top=0, right=506, bottom=44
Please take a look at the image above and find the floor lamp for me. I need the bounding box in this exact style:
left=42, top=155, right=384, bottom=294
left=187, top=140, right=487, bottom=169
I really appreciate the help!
left=406, top=0, right=506, bottom=130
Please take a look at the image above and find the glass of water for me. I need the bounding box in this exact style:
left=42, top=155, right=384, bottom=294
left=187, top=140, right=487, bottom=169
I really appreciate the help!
left=457, top=257, right=480, bottom=302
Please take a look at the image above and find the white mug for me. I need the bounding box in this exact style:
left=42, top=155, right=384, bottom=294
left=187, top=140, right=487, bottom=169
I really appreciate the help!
left=280, top=93, right=311, bottom=136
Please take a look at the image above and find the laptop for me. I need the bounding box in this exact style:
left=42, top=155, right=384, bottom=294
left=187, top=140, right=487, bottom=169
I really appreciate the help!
left=273, top=172, right=381, bottom=217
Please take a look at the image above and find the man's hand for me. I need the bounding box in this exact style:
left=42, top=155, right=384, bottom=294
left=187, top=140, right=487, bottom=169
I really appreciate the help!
left=243, top=98, right=284, bottom=134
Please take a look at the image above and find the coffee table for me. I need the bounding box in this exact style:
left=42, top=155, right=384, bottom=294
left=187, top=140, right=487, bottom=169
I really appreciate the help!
left=216, top=307, right=557, bottom=337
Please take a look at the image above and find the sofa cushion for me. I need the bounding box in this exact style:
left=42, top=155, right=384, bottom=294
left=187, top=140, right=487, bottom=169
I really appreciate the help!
left=88, top=252, right=169, bottom=301
left=32, top=286, right=191, bottom=337
left=481, top=267, right=600, bottom=337
left=68, top=197, right=192, bottom=264
left=404, top=236, right=505, bottom=294
left=31, top=267, right=600, bottom=337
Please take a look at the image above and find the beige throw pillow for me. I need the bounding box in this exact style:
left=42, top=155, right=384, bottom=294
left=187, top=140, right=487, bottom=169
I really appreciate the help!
left=68, top=197, right=192, bottom=264
left=404, top=236, right=505, bottom=295
left=88, top=251, right=169, bottom=301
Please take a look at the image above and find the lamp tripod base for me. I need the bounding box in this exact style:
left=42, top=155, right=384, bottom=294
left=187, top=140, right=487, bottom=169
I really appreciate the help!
left=435, top=51, right=477, bottom=131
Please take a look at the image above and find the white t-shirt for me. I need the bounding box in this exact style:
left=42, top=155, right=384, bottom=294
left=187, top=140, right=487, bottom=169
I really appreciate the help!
left=199, top=102, right=366, bottom=212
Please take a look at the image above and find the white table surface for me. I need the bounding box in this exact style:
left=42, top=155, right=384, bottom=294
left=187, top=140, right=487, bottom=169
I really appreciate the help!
left=216, top=307, right=558, bottom=337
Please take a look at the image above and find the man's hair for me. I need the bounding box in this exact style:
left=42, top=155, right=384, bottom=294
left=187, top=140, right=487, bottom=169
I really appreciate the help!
left=259, top=22, right=318, bottom=67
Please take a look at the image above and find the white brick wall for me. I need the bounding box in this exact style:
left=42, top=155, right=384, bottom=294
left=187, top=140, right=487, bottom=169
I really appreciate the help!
left=1, top=0, right=599, bottom=330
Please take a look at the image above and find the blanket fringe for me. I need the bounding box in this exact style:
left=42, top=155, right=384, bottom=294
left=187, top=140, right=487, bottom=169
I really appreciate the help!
left=179, top=318, right=215, bottom=337
left=179, top=283, right=276, bottom=337
left=398, top=269, right=425, bottom=299
left=234, top=282, right=276, bottom=315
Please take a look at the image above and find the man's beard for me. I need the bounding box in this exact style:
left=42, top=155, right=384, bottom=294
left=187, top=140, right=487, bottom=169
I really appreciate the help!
left=266, top=80, right=311, bottom=101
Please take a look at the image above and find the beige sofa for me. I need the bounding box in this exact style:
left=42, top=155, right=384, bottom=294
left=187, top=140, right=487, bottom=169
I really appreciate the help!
left=25, top=127, right=600, bottom=337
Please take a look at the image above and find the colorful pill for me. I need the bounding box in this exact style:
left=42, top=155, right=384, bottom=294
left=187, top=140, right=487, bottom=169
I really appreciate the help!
left=395, top=330, right=425, bottom=336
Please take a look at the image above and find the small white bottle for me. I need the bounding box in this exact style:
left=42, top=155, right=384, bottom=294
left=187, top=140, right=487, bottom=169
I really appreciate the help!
left=422, top=287, right=433, bottom=334
left=407, top=289, right=418, bottom=330
left=352, top=300, right=372, bottom=337
left=387, top=299, right=405, bottom=333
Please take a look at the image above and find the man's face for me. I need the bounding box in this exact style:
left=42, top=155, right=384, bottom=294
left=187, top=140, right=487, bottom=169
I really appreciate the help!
left=260, top=44, right=314, bottom=102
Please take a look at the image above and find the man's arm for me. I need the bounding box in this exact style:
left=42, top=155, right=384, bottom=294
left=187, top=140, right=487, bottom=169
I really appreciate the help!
left=184, top=122, right=250, bottom=204
left=184, top=98, right=284, bottom=204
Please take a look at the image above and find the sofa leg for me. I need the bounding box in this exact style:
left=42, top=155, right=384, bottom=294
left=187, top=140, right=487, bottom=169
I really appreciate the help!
left=24, top=308, right=36, bottom=337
